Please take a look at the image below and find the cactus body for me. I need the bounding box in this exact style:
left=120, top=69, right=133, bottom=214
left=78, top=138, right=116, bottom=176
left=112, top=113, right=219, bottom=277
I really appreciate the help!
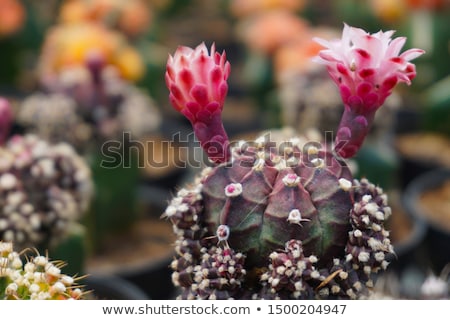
left=0, top=242, right=85, bottom=300
left=163, top=134, right=394, bottom=299
left=0, top=134, right=93, bottom=250
left=201, top=140, right=353, bottom=268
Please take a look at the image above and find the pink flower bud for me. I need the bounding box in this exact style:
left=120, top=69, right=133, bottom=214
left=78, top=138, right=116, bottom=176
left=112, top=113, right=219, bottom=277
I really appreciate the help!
left=165, top=43, right=231, bottom=163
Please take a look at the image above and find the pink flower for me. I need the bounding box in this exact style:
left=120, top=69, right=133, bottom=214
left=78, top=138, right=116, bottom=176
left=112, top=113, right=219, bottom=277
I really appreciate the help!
left=165, top=43, right=231, bottom=163
left=314, top=24, right=424, bottom=158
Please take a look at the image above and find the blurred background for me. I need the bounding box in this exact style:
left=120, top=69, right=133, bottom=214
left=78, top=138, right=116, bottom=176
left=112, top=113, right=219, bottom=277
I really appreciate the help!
left=0, top=0, right=449, bottom=299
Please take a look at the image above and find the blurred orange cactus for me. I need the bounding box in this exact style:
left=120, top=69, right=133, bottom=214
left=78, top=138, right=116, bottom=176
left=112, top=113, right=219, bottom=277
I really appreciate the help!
left=59, top=0, right=152, bottom=37
left=38, top=22, right=144, bottom=82
left=236, top=10, right=309, bottom=55
left=0, top=0, right=25, bottom=36
left=229, top=0, right=306, bottom=17
left=274, top=27, right=339, bottom=83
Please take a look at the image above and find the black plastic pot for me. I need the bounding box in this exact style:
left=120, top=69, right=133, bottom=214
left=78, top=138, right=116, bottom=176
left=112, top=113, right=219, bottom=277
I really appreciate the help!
left=388, top=211, right=428, bottom=273
left=116, top=253, right=176, bottom=300
left=403, top=169, right=450, bottom=273
left=83, top=274, right=150, bottom=300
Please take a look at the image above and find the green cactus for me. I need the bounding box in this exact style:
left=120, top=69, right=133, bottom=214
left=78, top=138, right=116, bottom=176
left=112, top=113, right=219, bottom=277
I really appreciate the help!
left=0, top=241, right=85, bottom=300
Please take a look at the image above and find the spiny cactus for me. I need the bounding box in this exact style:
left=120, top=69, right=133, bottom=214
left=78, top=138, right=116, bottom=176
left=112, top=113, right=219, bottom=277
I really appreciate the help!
left=17, top=93, right=91, bottom=150
left=164, top=136, right=393, bottom=299
left=162, top=25, right=423, bottom=299
left=0, top=133, right=93, bottom=251
left=0, top=241, right=85, bottom=299
left=20, top=63, right=161, bottom=151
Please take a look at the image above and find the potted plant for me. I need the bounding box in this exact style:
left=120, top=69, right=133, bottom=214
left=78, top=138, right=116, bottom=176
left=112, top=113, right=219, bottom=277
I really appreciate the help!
left=160, top=22, right=424, bottom=299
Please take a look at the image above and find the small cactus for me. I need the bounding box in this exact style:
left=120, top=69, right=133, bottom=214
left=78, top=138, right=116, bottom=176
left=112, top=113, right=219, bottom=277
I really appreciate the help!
left=0, top=134, right=93, bottom=251
left=162, top=24, right=423, bottom=299
left=0, top=241, right=85, bottom=300
left=21, top=60, right=161, bottom=152
left=17, top=93, right=91, bottom=150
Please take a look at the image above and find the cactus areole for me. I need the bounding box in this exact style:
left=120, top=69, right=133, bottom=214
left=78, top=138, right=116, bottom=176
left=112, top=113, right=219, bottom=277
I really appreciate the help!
left=163, top=28, right=423, bottom=299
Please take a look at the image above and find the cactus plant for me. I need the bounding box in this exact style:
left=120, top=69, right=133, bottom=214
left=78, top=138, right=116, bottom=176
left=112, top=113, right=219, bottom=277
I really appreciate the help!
left=162, top=25, right=423, bottom=299
left=0, top=241, right=86, bottom=300
left=18, top=16, right=162, bottom=252
left=163, top=25, right=422, bottom=299
left=0, top=99, right=93, bottom=251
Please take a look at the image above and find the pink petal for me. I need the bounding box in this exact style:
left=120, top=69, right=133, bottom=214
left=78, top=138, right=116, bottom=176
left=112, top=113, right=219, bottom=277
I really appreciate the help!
left=386, top=37, right=406, bottom=57
left=353, top=48, right=372, bottom=69
left=337, top=63, right=350, bottom=75
left=400, top=48, right=426, bottom=61
left=358, top=68, right=375, bottom=78
left=313, top=36, right=331, bottom=49
left=210, top=66, right=223, bottom=85
left=205, top=101, right=221, bottom=113
left=192, top=53, right=215, bottom=83
left=381, top=75, right=398, bottom=91
left=223, top=61, right=231, bottom=80
left=169, top=94, right=183, bottom=111
left=179, top=68, right=194, bottom=90
left=339, top=85, right=352, bottom=103
left=185, top=101, right=202, bottom=119
left=190, top=84, right=209, bottom=107
left=363, top=93, right=379, bottom=110
left=356, top=82, right=372, bottom=97
left=218, top=82, right=228, bottom=104
left=170, top=84, right=184, bottom=101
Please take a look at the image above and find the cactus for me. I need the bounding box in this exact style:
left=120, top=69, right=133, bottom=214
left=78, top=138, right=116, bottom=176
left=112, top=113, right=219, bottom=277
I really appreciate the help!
left=162, top=26, right=423, bottom=299
left=0, top=241, right=85, bottom=300
left=0, top=132, right=93, bottom=251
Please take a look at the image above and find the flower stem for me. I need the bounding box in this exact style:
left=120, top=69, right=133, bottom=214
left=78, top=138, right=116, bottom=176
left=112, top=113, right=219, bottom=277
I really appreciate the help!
left=334, top=105, right=376, bottom=158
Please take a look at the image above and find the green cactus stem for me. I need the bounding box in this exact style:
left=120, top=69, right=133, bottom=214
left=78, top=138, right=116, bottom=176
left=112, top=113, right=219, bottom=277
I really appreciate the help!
left=0, top=241, right=86, bottom=300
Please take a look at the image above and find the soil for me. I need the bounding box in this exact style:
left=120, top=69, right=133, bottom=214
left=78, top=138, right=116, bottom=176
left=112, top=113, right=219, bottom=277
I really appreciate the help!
left=419, top=180, right=450, bottom=231
left=395, top=133, right=450, bottom=167
left=85, top=216, right=176, bottom=274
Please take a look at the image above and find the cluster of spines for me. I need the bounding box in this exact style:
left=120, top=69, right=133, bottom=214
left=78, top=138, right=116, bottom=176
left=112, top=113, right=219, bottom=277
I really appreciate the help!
left=163, top=175, right=208, bottom=298
left=345, top=179, right=394, bottom=285
left=0, top=242, right=85, bottom=300
left=257, top=240, right=320, bottom=299
left=18, top=93, right=89, bottom=149
left=175, top=246, right=246, bottom=300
